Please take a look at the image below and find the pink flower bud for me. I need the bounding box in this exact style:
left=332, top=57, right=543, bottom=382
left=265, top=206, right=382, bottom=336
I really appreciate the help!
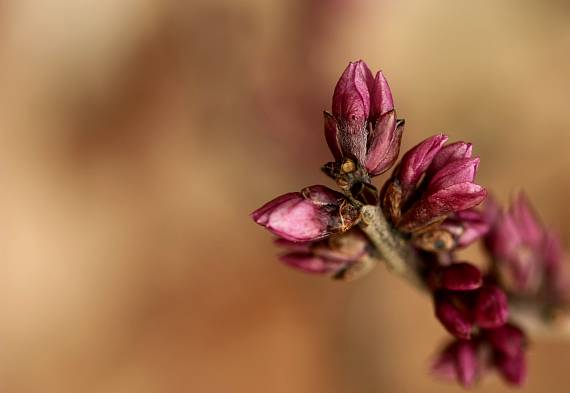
left=277, top=229, right=372, bottom=278
left=484, top=193, right=569, bottom=298
left=326, top=61, right=402, bottom=176
left=432, top=340, right=480, bottom=388
left=331, top=61, right=374, bottom=162
left=251, top=185, right=357, bottom=242
left=474, top=285, right=508, bottom=329
left=440, top=209, right=490, bottom=248
left=439, top=262, right=483, bottom=291
left=332, top=60, right=374, bottom=125
left=434, top=293, right=473, bottom=339
left=485, top=323, right=525, bottom=358
left=280, top=252, right=345, bottom=274
left=496, top=349, right=527, bottom=386
left=510, top=193, right=543, bottom=248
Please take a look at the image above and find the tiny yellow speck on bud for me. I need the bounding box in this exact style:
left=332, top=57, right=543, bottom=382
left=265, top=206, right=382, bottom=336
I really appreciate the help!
left=341, top=158, right=356, bottom=174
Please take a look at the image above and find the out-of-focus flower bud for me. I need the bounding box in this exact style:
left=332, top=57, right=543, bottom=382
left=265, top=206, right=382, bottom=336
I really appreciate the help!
left=474, top=285, right=509, bottom=329
left=484, top=193, right=570, bottom=300
left=434, top=292, right=474, bottom=339
left=438, top=262, right=483, bottom=291
left=326, top=60, right=403, bottom=177
left=440, top=209, right=490, bottom=248
left=431, top=339, right=480, bottom=388
left=495, top=348, right=527, bottom=386
left=251, top=185, right=358, bottom=242
left=485, top=323, right=526, bottom=358
left=432, top=323, right=527, bottom=388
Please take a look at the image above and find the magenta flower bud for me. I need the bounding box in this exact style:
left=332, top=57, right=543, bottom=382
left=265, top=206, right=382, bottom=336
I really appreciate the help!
left=485, top=323, right=525, bottom=358
left=432, top=340, right=480, bottom=387
left=326, top=61, right=403, bottom=177
left=332, top=60, right=374, bottom=125
left=277, top=229, right=372, bottom=279
left=435, top=293, right=473, bottom=339
left=441, top=209, right=490, bottom=248
left=510, top=193, right=543, bottom=248
left=398, top=134, right=448, bottom=196
left=331, top=61, right=374, bottom=162
left=474, top=285, right=508, bottom=329
left=483, top=193, right=569, bottom=298
left=251, top=185, right=357, bottom=242
left=280, top=252, right=347, bottom=274
left=496, top=349, right=527, bottom=386
left=439, top=262, right=483, bottom=291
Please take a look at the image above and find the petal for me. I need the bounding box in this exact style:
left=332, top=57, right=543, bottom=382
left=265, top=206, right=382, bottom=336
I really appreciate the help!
left=428, top=157, right=480, bottom=193
left=324, top=111, right=342, bottom=160
left=365, top=113, right=403, bottom=176
left=369, top=70, right=394, bottom=120
left=332, top=60, right=374, bottom=123
left=510, top=193, right=544, bottom=247
left=428, top=141, right=473, bottom=176
left=398, top=183, right=487, bottom=232
left=398, top=134, right=448, bottom=197
left=301, top=185, right=345, bottom=205
left=280, top=252, right=345, bottom=274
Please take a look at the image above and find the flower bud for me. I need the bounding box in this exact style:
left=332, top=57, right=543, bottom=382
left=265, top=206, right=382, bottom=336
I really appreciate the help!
left=280, top=252, right=345, bottom=274
left=485, top=323, right=525, bottom=358
left=432, top=340, right=480, bottom=388
left=277, top=229, right=374, bottom=279
left=496, top=349, right=526, bottom=386
left=434, top=293, right=473, bottom=339
left=439, top=262, right=483, bottom=291
left=326, top=61, right=402, bottom=177
left=474, top=285, right=508, bottom=329
left=440, top=209, right=490, bottom=248
left=251, top=185, right=357, bottom=242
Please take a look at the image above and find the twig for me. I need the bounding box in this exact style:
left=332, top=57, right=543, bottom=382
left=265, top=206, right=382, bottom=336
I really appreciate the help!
left=357, top=203, right=570, bottom=338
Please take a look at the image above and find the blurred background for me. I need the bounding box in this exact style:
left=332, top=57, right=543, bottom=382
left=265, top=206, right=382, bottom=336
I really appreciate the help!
left=0, top=0, right=569, bottom=392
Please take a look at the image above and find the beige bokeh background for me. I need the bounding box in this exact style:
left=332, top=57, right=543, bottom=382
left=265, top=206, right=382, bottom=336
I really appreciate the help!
left=0, top=0, right=569, bottom=392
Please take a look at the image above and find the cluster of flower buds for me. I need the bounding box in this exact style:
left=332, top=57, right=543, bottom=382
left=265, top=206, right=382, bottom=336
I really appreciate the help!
left=251, top=60, right=569, bottom=388
left=432, top=323, right=527, bottom=387
left=251, top=185, right=376, bottom=280
left=484, top=194, right=570, bottom=303
left=428, top=263, right=508, bottom=339
left=381, top=135, right=487, bottom=251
